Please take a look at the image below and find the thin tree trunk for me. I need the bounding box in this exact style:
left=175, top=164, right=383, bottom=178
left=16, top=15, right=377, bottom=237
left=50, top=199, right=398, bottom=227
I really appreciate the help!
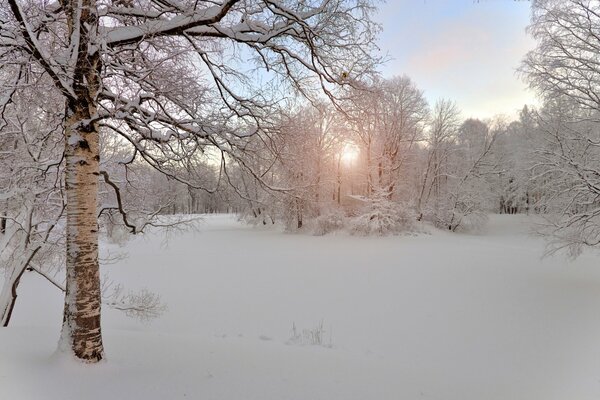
left=417, top=150, right=435, bottom=220
left=296, top=199, right=303, bottom=229
left=315, top=158, right=321, bottom=214
left=1, top=267, right=23, bottom=327
left=366, top=138, right=372, bottom=197
left=337, top=155, right=342, bottom=205
left=0, top=246, right=41, bottom=326
left=0, top=268, right=21, bottom=327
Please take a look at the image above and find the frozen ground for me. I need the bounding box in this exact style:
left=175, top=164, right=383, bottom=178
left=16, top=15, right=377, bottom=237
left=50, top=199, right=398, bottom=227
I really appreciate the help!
left=2, top=214, right=600, bottom=400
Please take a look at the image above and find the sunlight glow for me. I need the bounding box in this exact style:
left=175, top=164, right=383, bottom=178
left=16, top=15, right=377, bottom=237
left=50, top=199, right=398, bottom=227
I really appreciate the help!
left=340, top=142, right=359, bottom=164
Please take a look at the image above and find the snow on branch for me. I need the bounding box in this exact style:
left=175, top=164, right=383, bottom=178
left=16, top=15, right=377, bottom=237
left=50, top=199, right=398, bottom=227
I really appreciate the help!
left=101, top=279, right=166, bottom=322
left=5, top=0, right=76, bottom=99
left=103, top=0, right=241, bottom=47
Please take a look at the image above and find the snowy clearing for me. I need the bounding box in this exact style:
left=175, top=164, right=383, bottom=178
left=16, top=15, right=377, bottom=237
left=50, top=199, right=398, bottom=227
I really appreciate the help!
left=2, top=214, right=600, bottom=400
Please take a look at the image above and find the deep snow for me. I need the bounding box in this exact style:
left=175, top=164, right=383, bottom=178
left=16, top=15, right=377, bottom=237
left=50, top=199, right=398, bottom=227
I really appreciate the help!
left=2, top=214, right=600, bottom=399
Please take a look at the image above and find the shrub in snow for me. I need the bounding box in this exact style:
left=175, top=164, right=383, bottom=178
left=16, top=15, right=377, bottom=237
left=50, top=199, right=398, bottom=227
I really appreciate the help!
left=448, top=208, right=489, bottom=233
left=424, top=189, right=490, bottom=233
left=312, top=210, right=347, bottom=236
left=239, top=206, right=275, bottom=226
left=537, top=214, right=600, bottom=259
left=279, top=195, right=319, bottom=232
left=418, top=174, right=491, bottom=233
left=349, top=191, right=416, bottom=236
left=286, top=320, right=332, bottom=348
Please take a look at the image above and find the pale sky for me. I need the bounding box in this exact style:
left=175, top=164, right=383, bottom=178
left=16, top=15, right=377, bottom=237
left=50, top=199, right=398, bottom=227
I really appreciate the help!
left=374, top=0, right=538, bottom=119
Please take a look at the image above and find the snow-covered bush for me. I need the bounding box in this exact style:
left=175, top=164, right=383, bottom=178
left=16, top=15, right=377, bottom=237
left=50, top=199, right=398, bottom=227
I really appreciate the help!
left=421, top=204, right=489, bottom=234
left=239, top=206, right=275, bottom=226
left=349, top=191, right=416, bottom=236
left=312, top=210, right=347, bottom=236
left=448, top=208, right=489, bottom=233
left=424, top=177, right=492, bottom=233
left=280, top=196, right=309, bottom=231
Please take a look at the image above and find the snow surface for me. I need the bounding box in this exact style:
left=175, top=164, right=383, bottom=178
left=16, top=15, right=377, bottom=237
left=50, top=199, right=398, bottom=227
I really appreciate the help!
left=2, top=214, right=600, bottom=399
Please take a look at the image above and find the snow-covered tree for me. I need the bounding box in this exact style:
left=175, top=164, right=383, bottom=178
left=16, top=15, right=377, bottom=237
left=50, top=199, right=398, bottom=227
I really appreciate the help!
left=416, top=102, right=499, bottom=231
left=271, top=103, right=340, bottom=229
left=522, top=0, right=600, bottom=255
left=347, top=76, right=428, bottom=199
left=0, top=71, right=65, bottom=326
left=529, top=98, right=600, bottom=256
left=416, top=99, right=460, bottom=223
left=488, top=109, right=537, bottom=215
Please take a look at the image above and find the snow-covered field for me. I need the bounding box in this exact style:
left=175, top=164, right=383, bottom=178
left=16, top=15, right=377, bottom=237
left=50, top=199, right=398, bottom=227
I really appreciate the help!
left=2, top=214, right=600, bottom=400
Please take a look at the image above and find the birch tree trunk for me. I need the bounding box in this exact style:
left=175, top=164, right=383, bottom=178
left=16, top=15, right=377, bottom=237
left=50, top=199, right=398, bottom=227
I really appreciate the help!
left=58, top=0, right=104, bottom=362
left=60, top=104, right=104, bottom=362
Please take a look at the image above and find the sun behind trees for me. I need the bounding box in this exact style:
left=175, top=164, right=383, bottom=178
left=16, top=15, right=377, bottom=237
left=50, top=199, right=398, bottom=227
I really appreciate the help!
left=235, top=83, right=531, bottom=236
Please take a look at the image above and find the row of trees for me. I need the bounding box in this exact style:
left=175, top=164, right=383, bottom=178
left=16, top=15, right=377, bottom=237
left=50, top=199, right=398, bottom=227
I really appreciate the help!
left=225, top=0, right=600, bottom=251
left=226, top=78, right=534, bottom=235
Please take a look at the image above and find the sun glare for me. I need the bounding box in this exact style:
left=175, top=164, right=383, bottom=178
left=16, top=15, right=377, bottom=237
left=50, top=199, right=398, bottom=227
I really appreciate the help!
left=341, top=142, right=359, bottom=164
